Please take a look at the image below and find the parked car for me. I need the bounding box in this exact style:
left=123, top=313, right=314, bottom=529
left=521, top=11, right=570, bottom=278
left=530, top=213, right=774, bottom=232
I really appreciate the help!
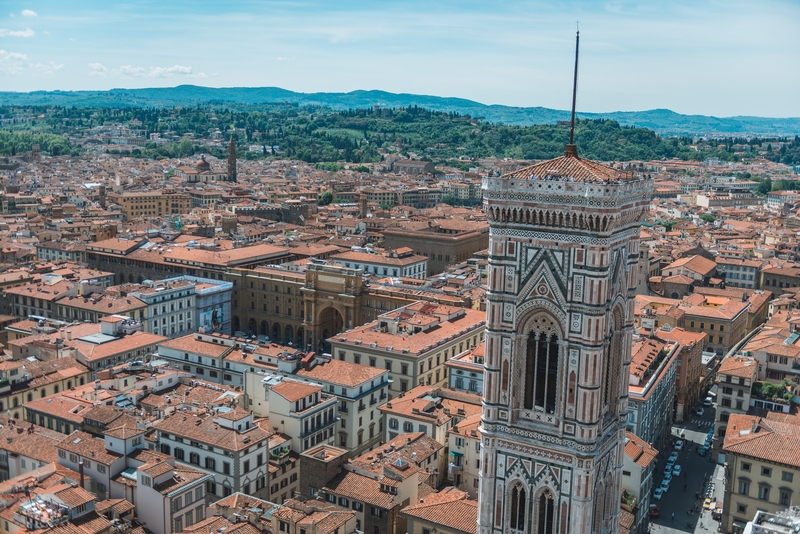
left=669, top=452, right=679, bottom=462
left=660, top=480, right=670, bottom=493
left=695, top=407, right=705, bottom=416
left=675, top=440, right=684, bottom=451
left=703, top=498, right=713, bottom=509
left=649, top=504, right=661, bottom=517
left=664, top=472, right=673, bottom=485
left=664, top=465, right=673, bottom=476
left=699, top=446, right=708, bottom=456
left=653, top=488, right=664, bottom=501
left=673, top=465, right=682, bottom=476
left=704, top=397, right=713, bottom=406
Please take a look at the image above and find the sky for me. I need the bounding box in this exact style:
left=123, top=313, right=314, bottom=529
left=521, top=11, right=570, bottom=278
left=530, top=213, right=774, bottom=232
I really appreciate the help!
left=0, top=0, right=799, bottom=118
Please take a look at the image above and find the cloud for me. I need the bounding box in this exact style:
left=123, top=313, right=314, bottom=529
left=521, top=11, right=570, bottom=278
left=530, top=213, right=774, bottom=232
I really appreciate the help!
left=0, top=27, right=34, bottom=37
left=32, top=61, right=64, bottom=77
left=88, top=62, right=109, bottom=76
left=0, top=49, right=28, bottom=74
left=89, top=62, right=199, bottom=78
left=21, top=9, right=37, bottom=17
left=276, top=56, right=295, bottom=61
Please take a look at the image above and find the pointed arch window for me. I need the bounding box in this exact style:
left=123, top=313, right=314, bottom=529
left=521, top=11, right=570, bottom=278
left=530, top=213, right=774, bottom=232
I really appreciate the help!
left=524, top=332, right=559, bottom=413
left=537, top=490, right=555, bottom=534
left=510, top=486, right=527, bottom=531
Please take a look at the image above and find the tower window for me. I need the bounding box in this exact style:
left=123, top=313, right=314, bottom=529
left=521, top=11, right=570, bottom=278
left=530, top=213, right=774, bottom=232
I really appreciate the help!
left=537, top=490, right=555, bottom=534
left=510, top=486, right=527, bottom=530
left=524, top=331, right=559, bottom=413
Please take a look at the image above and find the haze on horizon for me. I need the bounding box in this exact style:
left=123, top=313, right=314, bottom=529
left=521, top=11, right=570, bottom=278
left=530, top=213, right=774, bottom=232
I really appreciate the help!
left=1, top=0, right=798, bottom=119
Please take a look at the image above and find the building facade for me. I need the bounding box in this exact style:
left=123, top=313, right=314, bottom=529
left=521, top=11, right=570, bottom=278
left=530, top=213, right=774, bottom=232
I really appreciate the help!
left=477, top=147, right=652, bottom=534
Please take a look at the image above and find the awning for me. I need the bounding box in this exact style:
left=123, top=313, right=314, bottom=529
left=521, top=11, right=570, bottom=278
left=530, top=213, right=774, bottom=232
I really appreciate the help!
left=450, top=451, right=463, bottom=457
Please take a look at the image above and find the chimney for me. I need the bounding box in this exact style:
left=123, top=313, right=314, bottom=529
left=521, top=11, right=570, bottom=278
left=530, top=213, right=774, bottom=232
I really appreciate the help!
left=67, top=330, right=73, bottom=341
left=79, top=460, right=85, bottom=488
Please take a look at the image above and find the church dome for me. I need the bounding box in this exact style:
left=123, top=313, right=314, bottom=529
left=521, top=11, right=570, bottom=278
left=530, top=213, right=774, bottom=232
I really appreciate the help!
left=195, top=155, right=210, bottom=170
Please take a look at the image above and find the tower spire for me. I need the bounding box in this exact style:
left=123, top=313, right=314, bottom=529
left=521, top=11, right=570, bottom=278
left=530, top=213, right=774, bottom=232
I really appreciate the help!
left=565, top=28, right=580, bottom=157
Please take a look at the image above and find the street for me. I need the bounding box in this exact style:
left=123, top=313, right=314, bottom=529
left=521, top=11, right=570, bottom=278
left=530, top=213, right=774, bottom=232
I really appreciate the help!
left=649, top=404, right=726, bottom=533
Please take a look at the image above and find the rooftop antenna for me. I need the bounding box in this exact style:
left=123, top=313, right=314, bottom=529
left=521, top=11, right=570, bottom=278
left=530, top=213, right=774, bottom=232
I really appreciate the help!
left=565, top=24, right=580, bottom=157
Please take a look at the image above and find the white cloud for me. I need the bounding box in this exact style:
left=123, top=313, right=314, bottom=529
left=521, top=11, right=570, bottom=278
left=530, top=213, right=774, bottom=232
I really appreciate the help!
left=88, top=62, right=108, bottom=76
left=0, top=27, right=34, bottom=37
left=89, top=63, right=198, bottom=78
left=21, top=9, right=37, bottom=17
left=276, top=56, right=295, bottom=61
left=0, top=49, right=28, bottom=74
left=32, top=61, right=63, bottom=77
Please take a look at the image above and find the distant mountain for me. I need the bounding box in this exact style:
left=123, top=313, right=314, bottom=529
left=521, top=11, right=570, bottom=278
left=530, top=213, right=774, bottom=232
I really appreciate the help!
left=2, top=85, right=799, bottom=137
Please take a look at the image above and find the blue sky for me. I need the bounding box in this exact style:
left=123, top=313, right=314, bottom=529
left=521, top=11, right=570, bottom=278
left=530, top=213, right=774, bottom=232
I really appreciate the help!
left=1, top=0, right=798, bottom=117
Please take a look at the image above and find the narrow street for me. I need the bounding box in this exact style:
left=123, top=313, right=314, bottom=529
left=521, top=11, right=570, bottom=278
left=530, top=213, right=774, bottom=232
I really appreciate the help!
left=649, top=405, right=726, bottom=533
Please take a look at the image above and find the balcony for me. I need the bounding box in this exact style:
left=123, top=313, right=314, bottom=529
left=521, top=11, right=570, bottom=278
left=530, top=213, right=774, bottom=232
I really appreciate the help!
left=338, top=405, right=348, bottom=414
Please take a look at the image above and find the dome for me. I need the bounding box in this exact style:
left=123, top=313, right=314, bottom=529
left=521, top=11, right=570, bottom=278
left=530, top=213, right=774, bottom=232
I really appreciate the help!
left=195, top=155, right=210, bottom=170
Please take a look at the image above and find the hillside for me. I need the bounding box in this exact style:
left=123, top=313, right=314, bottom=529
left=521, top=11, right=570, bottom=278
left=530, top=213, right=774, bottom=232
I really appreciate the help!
left=2, top=86, right=799, bottom=137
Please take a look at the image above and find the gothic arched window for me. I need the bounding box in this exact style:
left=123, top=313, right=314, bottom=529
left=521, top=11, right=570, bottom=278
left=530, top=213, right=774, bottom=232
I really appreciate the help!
left=510, top=485, right=527, bottom=531
left=524, top=332, right=559, bottom=413
left=537, top=490, right=555, bottom=534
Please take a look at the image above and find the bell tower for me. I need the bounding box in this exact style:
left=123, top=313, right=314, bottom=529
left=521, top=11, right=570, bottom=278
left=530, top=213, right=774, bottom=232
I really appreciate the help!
left=227, top=136, right=237, bottom=182
left=476, top=32, right=653, bottom=534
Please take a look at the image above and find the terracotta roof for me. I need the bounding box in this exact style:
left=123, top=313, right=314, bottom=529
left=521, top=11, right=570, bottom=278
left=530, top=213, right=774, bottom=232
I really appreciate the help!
left=502, top=152, right=636, bottom=183
left=717, top=356, right=758, bottom=379
left=624, top=431, right=658, bottom=468
left=723, top=414, right=800, bottom=468
left=270, top=380, right=323, bottom=403
left=401, top=490, right=477, bottom=534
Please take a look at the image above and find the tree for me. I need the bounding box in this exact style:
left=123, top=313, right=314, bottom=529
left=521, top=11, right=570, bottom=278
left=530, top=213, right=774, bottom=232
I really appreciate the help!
left=178, top=138, right=194, bottom=157
left=318, top=191, right=333, bottom=206
left=700, top=213, right=716, bottom=223
left=441, top=195, right=458, bottom=206
left=660, top=221, right=675, bottom=232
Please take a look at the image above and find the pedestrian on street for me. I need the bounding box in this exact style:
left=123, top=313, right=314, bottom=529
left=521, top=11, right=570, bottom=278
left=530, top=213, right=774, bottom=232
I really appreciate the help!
left=672, top=512, right=675, bottom=521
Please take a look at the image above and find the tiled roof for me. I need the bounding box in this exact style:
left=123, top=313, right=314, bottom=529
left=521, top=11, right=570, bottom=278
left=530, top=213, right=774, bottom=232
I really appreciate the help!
left=723, top=414, right=800, bottom=468
left=401, top=490, right=477, bottom=534
left=502, top=152, right=636, bottom=183
left=624, top=431, right=658, bottom=468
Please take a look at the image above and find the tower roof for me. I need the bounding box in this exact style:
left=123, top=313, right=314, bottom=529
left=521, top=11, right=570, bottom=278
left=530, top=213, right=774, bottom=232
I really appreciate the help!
left=501, top=151, right=636, bottom=183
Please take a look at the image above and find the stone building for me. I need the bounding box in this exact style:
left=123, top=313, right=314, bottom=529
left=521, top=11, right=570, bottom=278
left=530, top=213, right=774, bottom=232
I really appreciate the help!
left=477, top=144, right=651, bottom=534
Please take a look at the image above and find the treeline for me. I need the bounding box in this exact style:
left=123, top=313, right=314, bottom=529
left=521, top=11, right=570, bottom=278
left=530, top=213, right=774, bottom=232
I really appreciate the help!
left=1, top=104, right=798, bottom=165
left=0, top=130, right=73, bottom=157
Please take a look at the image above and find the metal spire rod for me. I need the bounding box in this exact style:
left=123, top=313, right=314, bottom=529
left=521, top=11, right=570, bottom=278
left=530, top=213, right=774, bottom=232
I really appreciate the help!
left=569, top=28, right=580, bottom=146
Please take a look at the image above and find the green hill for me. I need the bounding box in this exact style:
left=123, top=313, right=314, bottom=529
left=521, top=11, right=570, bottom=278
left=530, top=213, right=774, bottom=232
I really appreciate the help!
left=2, top=85, right=798, bottom=137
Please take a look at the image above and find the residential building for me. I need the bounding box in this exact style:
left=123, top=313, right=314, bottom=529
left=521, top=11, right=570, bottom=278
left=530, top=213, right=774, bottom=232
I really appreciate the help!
left=445, top=341, right=484, bottom=395
left=682, top=293, right=750, bottom=355
left=446, top=412, right=481, bottom=498
left=715, top=258, right=761, bottom=289
left=655, top=326, right=707, bottom=422
left=383, top=220, right=489, bottom=276
left=714, top=356, right=758, bottom=439
left=329, top=302, right=485, bottom=398
left=621, top=432, right=659, bottom=534
left=627, top=337, right=679, bottom=450
left=107, top=191, right=192, bottom=221
left=129, top=278, right=197, bottom=338
left=0, top=419, right=65, bottom=481
left=721, top=414, right=800, bottom=534
left=401, top=489, right=478, bottom=534
left=379, top=384, right=481, bottom=446
left=152, top=406, right=293, bottom=503
left=760, top=266, right=800, bottom=295
left=246, top=352, right=390, bottom=456
left=264, top=378, right=338, bottom=454
left=330, top=248, right=428, bottom=280
left=272, top=499, right=358, bottom=534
